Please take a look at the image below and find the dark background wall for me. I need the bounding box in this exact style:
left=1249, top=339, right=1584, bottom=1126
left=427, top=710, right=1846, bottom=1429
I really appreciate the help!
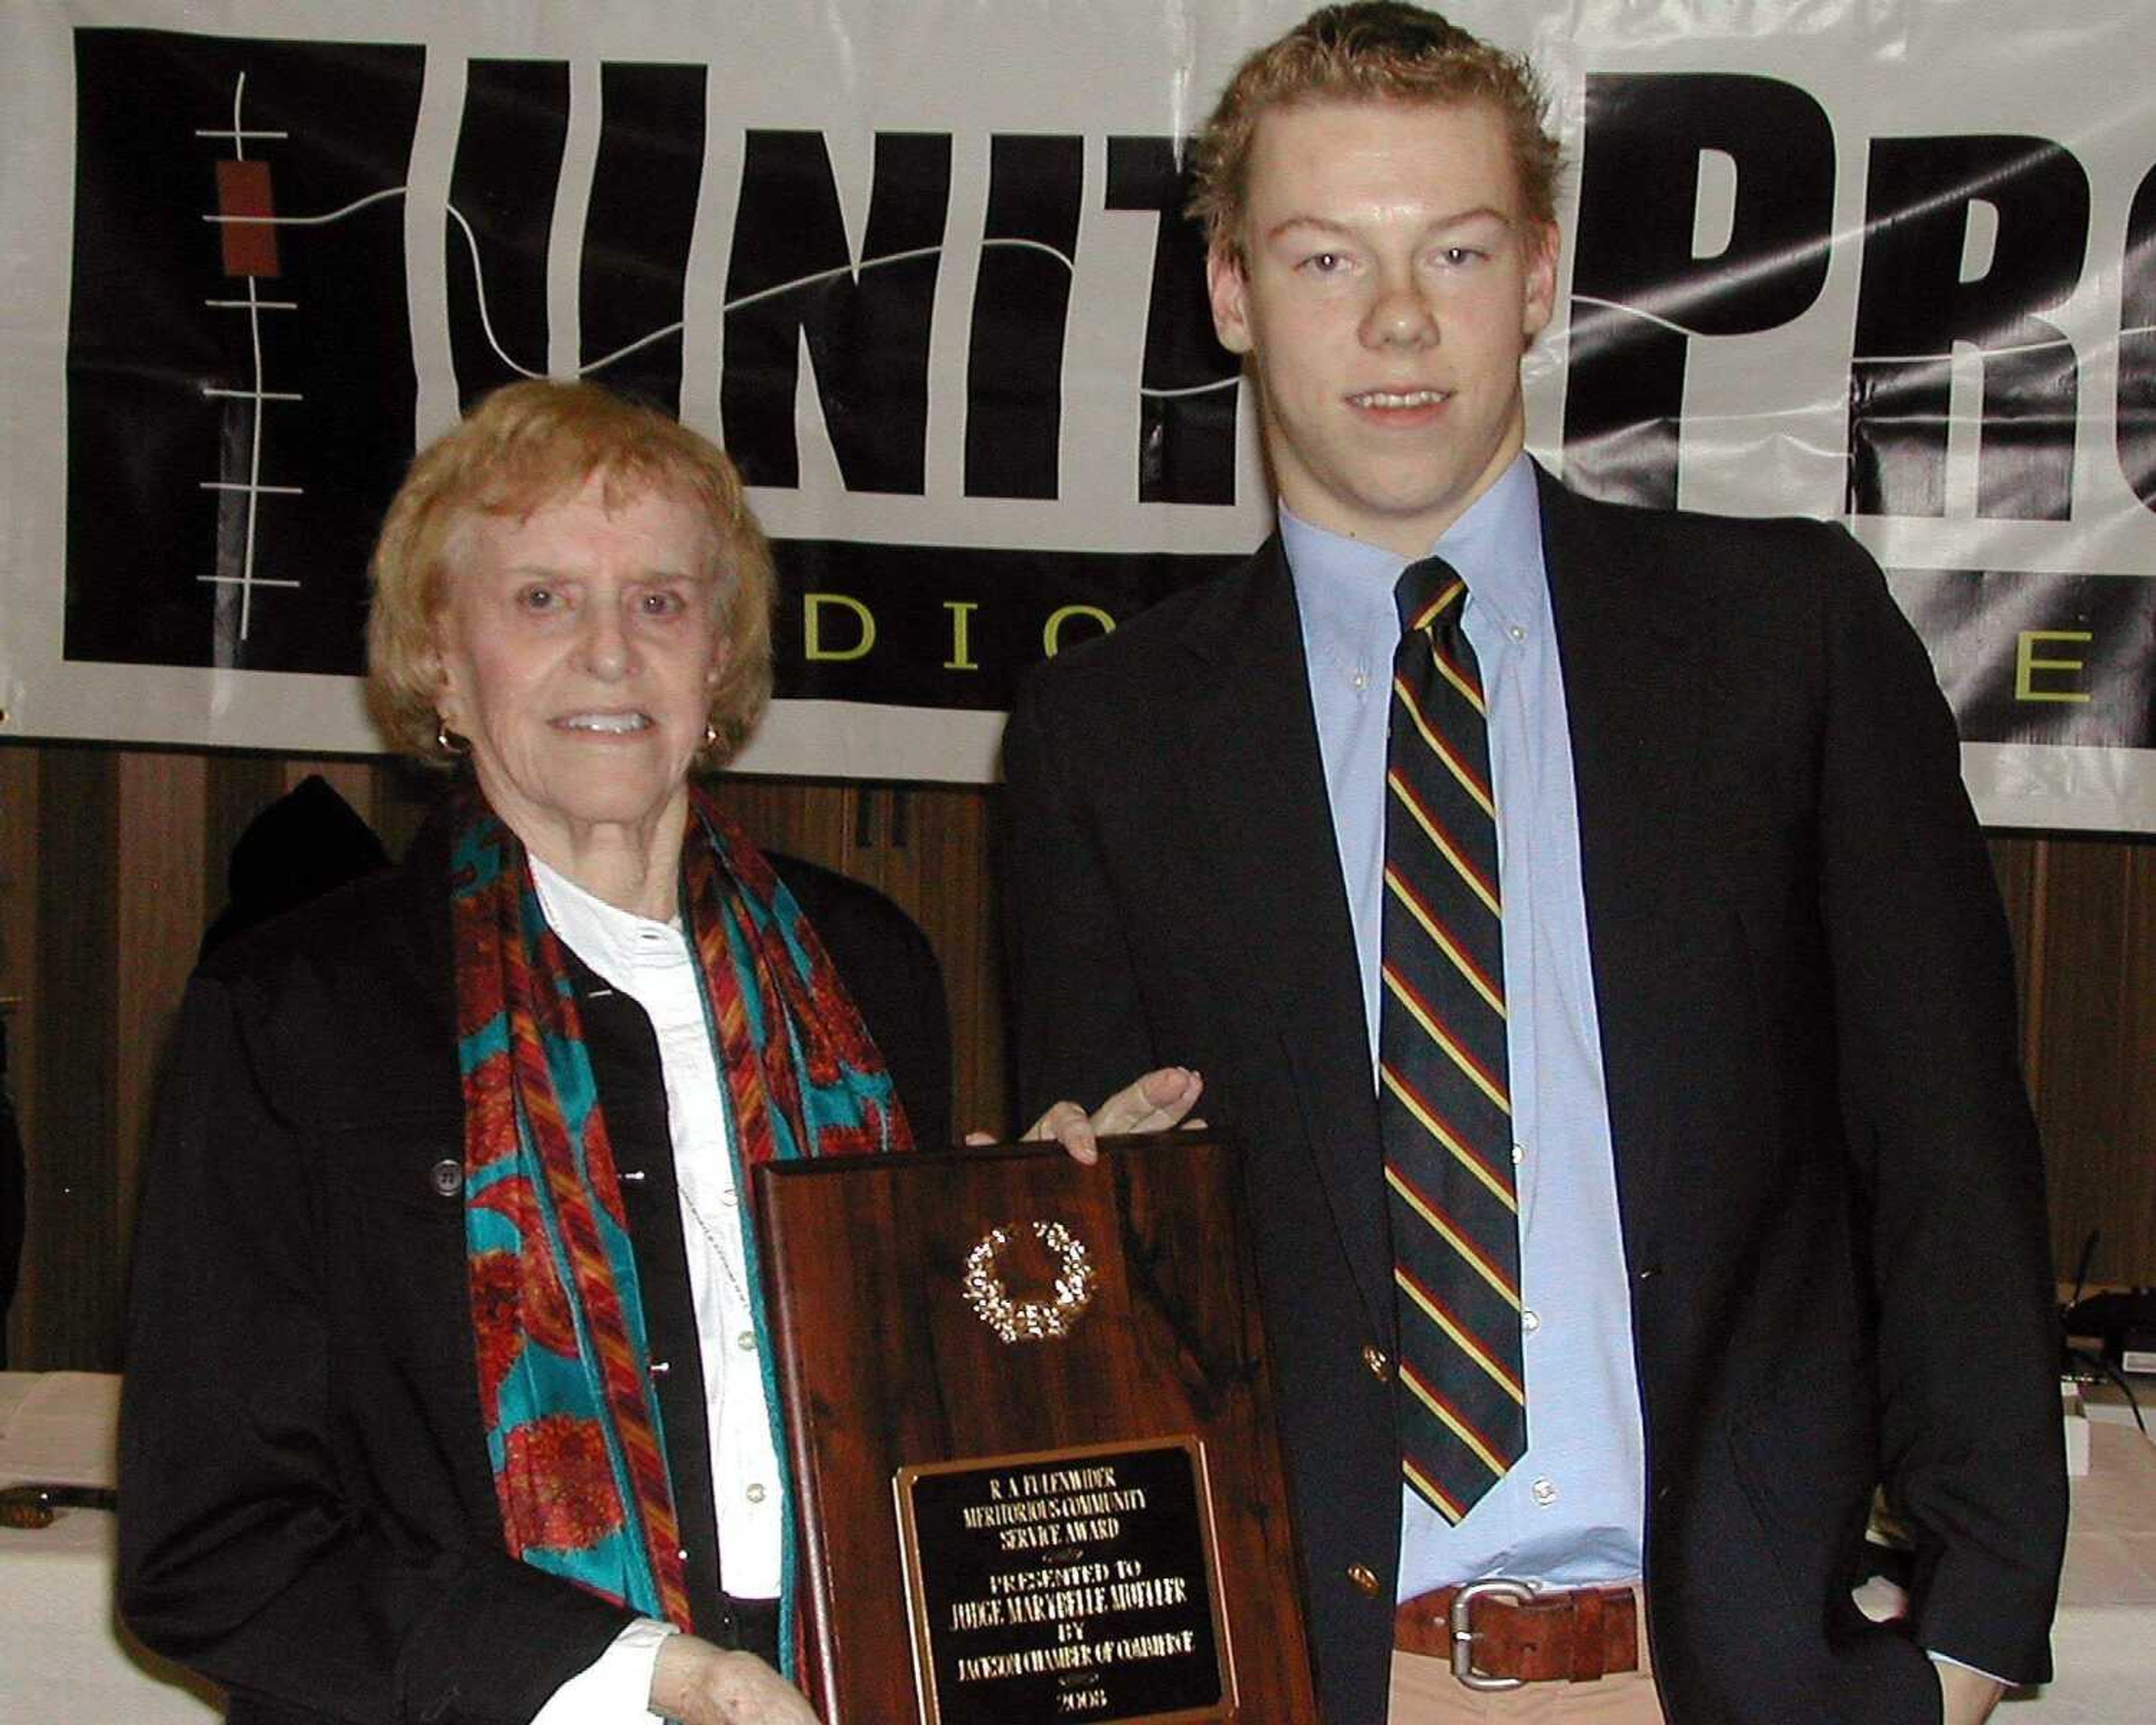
left=0, top=736, right=2148, bottom=1369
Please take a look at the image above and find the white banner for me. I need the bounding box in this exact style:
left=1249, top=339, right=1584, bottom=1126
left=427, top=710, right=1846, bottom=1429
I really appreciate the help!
left=1, top=1, right=2150, bottom=830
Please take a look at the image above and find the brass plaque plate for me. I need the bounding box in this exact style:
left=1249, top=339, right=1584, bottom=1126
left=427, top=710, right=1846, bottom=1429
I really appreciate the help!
left=894, top=1436, right=1235, bottom=1724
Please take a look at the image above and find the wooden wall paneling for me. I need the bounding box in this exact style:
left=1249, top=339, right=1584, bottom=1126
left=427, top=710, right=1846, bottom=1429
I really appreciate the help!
left=702, top=778, right=1011, bottom=1141
left=1985, top=836, right=2045, bottom=1084
left=2124, top=841, right=2156, bottom=1279
left=27, top=746, right=121, bottom=1368
left=112, top=752, right=208, bottom=1266
left=704, top=772, right=857, bottom=874
left=2026, top=837, right=2153, bottom=1288
left=847, top=784, right=1006, bottom=1143
left=0, top=745, right=40, bottom=1366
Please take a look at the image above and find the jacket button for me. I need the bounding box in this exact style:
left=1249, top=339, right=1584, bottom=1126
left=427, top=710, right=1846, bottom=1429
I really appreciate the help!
left=1361, top=1344, right=1391, bottom=1382
left=1347, top=1564, right=1381, bottom=1597
left=429, top=1159, right=463, bottom=1197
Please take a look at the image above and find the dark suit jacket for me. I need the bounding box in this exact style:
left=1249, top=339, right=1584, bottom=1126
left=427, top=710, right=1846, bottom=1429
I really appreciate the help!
left=1002, top=468, right=2065, bottom=1724
left=120, top=813, right=948, bottom=1723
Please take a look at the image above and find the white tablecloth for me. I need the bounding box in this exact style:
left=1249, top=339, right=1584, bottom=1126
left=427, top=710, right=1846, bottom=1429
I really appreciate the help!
left=2025, top=1418, right=2156, bottom=1719
left=0, top=1372, right=221, bottom=1723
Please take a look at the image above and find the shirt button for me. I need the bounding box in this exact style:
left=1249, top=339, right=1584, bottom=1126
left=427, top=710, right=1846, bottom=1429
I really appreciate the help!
left=429, top=1159, right=463, bottom=1197
left=1511, top=1143, right=1524, bottom=1165
left=1509, top=624, right=1527, bottom=642
left=1346, top=1564, right=1381, bottom=1597
left=1361, top=1344, right=1391, bottom=1382
left=720, top=1189, right=741, bottom=1207
left=1521, top=1309, right=1540, bottom=1334
left=1532, top=1477, right=1557, bottom=1507
left=736, top=1330, right=757, bottom=1352
left=746, top=1483, right=768, bottom=1504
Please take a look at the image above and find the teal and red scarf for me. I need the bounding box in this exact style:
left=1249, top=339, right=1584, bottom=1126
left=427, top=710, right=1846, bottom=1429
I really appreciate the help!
left=449, top=785, right=908, bottom=1659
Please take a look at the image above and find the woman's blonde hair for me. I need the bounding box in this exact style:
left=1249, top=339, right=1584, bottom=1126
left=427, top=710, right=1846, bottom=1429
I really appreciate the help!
left=366, top=378, right=775, bottom=764
left=1189, top=3, right=1563, bottom=263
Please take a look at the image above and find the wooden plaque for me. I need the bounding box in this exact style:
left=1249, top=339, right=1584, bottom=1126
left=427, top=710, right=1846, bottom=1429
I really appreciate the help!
left=754, top=1134, right=1317, bottom=1724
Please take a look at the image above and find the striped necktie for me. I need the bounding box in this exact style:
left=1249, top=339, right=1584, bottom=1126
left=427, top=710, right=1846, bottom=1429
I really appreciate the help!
left=1379, top=555, right=1525, bottom=1523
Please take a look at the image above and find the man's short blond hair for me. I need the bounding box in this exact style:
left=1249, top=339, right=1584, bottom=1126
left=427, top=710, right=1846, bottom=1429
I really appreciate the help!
left=1190, top=2, right=1563, bottom=261
left=365, top=378, right=775, bottom=765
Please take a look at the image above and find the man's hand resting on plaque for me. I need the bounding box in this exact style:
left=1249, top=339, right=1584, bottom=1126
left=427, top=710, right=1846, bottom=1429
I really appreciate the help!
left=967, top=1067, right=1207, bottom=1165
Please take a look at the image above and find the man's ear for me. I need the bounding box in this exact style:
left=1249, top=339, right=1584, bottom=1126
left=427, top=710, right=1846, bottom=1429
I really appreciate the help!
left=1206, top=243, right=1256, bottom=357
left=1521, top=220, right=1560, bottom=344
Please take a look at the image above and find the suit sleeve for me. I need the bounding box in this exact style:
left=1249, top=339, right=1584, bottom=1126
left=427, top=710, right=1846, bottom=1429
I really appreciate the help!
left=1814, top=535, right=2066, bottom=1684
left=118, top=974, right=633, bottom=1724
left=1000, top=673, right=1166, bottom=1126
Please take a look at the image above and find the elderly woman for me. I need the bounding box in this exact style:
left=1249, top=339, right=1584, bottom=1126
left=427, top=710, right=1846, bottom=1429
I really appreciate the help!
left=119, top=381, right=982, bottom=1725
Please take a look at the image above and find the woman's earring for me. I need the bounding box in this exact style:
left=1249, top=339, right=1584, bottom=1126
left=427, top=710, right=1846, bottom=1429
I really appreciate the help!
left=436, top=719, right=469, bottom=756
left=702, top=721, right=720, bottom=750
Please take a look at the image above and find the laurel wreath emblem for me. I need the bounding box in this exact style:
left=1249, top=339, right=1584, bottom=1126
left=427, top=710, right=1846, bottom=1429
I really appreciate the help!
left=961, top=1220, right=1096, bottom=1343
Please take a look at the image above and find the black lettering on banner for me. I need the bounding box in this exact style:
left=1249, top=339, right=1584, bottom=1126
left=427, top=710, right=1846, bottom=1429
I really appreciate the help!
left=2118, top=161, right=2156, bottom=513
left=449, top=61, right=570, bottom=410
left=1848, top=137, right=2088, bottom=521
left=966, top=135, right=1084, bottom=500
left=1104, top=137, right=1241, bottom=506
left=578, top=62, right=706, bottom=414
left=1563, top=73, right=1834, bottom=507
left=722, top=130, right=951, bottom=492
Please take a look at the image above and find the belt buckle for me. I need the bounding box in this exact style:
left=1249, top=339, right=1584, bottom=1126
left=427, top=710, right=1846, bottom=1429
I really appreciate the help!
left=1449, top=1576, right=1538, bottom=1691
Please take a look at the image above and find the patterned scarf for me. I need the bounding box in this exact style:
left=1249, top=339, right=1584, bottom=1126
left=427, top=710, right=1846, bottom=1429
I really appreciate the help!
left=449, top=784, right=909, bottom=1651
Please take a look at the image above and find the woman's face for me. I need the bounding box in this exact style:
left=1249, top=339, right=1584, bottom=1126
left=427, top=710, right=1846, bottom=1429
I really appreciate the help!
left=432, top=473, right=727, bottom=850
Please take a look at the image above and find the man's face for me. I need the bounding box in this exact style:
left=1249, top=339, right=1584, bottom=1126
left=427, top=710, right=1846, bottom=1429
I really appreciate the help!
left=1208, top=97, right=1558, bottom=559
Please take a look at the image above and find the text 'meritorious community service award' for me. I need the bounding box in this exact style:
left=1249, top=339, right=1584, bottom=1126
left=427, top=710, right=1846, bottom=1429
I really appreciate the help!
left=755, top=1133, right=1317, bottom=1724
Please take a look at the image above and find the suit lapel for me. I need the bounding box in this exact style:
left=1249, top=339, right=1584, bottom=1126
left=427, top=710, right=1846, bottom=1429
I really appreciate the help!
left=1537, top=470, right=1708, bottom=1273
left=1176, top=540, right=1394, bottom=1337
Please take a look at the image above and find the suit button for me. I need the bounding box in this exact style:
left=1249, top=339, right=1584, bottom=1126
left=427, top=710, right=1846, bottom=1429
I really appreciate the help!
left=429, top=1159, right=463, bottom=1197
left=1347, top=1564, right=1381, bottom=1597
left=1362, top=1344, right=1391, bottom=1382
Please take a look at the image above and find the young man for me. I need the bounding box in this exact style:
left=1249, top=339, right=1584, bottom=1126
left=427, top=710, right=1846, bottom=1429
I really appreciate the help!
left=1002, top=6, right=2064, bottom=1721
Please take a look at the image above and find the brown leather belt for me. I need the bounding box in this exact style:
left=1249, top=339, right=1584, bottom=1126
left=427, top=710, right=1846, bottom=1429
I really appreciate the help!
left=1394, top=1578, right=1641, bottom=1688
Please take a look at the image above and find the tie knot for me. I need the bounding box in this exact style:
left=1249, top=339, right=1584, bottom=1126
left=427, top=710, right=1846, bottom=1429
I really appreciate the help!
left=1395, top=555, right=1465, bottom=639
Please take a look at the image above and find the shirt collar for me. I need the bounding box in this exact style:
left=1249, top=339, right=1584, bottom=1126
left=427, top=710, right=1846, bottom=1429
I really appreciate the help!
left=1282, top=452, right=1547, bottom=663
left=529, top=852, right=689, bottom=997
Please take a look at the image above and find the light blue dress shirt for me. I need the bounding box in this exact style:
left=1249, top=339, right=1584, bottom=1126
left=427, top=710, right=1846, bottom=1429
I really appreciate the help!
left=1282, top=454, right=1647, bottom=1596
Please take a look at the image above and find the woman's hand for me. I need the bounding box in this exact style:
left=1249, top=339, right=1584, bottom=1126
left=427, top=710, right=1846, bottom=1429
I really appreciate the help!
left=649, top=1636, right=820, bottom=1725
left=968, top=1067, right=1205, bottom=1165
